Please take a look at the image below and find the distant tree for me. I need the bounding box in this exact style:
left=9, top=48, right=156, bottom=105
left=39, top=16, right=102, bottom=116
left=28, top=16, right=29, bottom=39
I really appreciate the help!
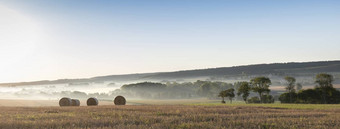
left=250, top=77, right=271, bottom=103
left=315, top=73, right=334, bottom=88
left=218, top=90, right=227, bottom=103
left=284, top=76, right=296, bottom=103
left=196, top=81, right=232, bottom=99
left=315, top=73, right=334, bottom=103
left=198, top=83, right=212, bottom=97
left=225, top=88, right=235, bottom=104
left=121, top=82, right=166, bottom=92
left=296, top=83, right=303, bottom=91
left=284, top=76, right=296, bottom=92
left=236, top=82, right=250, bottom=103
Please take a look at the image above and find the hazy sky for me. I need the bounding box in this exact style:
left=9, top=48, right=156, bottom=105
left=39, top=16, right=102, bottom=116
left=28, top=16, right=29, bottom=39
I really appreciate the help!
left=0, top=0, right=339, bottom=83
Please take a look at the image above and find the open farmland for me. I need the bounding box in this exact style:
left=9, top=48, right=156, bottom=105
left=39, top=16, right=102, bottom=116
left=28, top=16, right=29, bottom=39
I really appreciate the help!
left=0, top=104, right=339, bottom=129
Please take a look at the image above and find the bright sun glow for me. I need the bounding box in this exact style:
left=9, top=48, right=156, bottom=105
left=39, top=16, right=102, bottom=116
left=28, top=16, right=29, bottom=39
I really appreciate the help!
left=0, top=5, right=41, bottom=82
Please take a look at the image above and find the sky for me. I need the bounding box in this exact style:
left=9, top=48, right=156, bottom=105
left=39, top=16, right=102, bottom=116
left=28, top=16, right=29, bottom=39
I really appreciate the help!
left=0, top=0, right=339, bottom=83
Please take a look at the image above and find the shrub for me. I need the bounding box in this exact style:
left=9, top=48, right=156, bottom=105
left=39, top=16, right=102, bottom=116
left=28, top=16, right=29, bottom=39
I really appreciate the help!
left=262, top=95, right=275, bottom=103
left=279, top=92, right=297, bottom=103
left=247, top=97, right=261, bottom=103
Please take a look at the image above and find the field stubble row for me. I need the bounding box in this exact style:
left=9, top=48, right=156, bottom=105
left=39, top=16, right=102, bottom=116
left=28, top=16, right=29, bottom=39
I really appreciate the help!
left=0, top=104, right=339, bottom=129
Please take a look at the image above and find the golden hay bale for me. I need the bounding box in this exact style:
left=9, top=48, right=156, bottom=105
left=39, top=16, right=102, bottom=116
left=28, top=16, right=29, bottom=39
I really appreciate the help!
left=59, top=97, right=72, bottom=107
left=71, top=99, right=80, bottom=106
left=114, top=96, right=126, bottom=105
left=87, top=97, right=98, bottom=106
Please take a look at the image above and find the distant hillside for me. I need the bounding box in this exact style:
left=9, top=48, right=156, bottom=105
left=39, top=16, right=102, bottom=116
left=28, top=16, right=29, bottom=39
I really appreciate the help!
left=1, top=60, right=339, bottom=86
left=146, top=61, right=340, bottom=79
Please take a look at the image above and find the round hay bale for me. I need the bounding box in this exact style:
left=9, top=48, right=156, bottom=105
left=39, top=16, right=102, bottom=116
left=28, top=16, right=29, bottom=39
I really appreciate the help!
left=71, top=99, right=80, bottom=106
left=114, top=96, right=126, bottom=105
left=59, top=97, right=72, bottom=107
left=87, top=97, right=98, bottom=106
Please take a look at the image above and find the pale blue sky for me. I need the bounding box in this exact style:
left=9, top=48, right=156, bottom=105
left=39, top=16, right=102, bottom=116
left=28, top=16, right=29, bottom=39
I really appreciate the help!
left=0, top=0, right=339, bottom=82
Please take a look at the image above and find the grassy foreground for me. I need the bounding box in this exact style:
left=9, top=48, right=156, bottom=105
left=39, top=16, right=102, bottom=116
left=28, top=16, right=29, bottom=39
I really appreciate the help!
left=0, top=104, right=340, bottom=129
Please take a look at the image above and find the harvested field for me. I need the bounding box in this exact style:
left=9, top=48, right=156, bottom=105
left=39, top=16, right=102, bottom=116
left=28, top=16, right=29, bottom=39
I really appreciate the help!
left=0, top=99, right=115, bottom=107
left=0, top=105, right=339, bottom=129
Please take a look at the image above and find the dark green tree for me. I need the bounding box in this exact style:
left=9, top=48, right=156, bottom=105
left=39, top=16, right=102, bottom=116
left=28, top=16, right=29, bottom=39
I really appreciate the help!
left=225, top=88, right=235, bottom=104
left=236, top=82, right=250, bottom=103
left=284, top=76, right=296, bottom=92
left=284, top=76, right=296, bottom=103
left=297, top=89, right=322, bottom=104
left=315, top=73, right=334, bottom=88
left=315, top=73, right=334, bottom=104
left=218, top=90, right=227, bottom=103
left=279, top=92, right=297, bottom=103
left=250, top=77, right=271, bottom=103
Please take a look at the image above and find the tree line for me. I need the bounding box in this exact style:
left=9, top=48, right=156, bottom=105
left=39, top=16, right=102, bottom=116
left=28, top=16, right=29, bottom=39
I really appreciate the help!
left=217, top=73, right=340, bottom=104
left=119, top=81, right=234, bottom=99
left=218, top=76, right=274, bottom=104
left=279, top=73, right=340, bottom=104
left=116, top=73, right=339, bottom=104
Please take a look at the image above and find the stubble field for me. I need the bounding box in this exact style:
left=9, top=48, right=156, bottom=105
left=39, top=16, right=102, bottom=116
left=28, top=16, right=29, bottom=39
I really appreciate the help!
left=0, top=103, right=339, bottom=129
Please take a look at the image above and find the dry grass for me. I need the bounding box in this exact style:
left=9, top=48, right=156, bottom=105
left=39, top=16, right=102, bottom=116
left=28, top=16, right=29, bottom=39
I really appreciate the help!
left=0, top=105, right=339, bottom=129
left=0, top=99, right=115, bottom=107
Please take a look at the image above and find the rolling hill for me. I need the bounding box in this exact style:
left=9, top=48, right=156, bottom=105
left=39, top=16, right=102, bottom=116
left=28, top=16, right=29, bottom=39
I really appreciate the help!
left=1, top=60, right=339, bottom=86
